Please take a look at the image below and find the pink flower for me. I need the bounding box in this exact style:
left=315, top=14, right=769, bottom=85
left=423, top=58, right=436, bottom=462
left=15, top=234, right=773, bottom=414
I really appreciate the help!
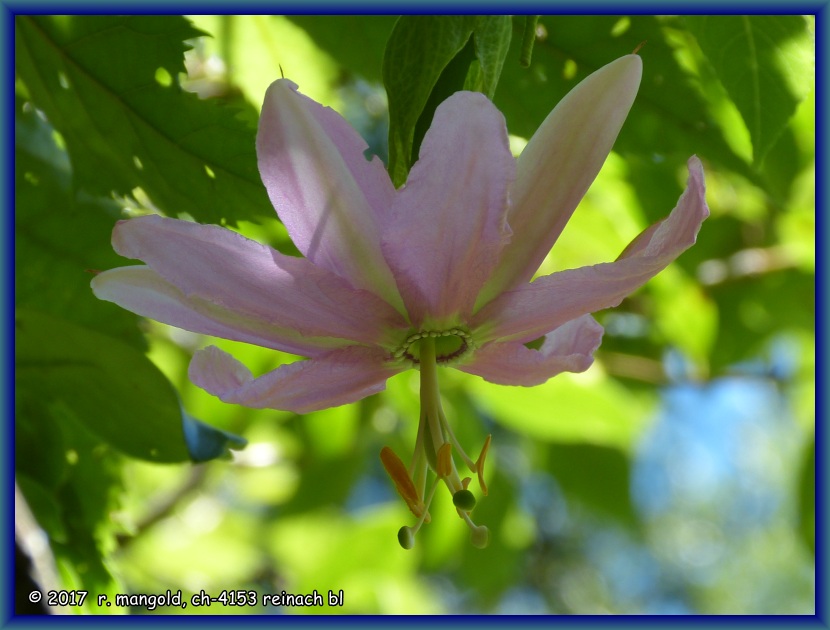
left=92, top=54, right=708, bottom=548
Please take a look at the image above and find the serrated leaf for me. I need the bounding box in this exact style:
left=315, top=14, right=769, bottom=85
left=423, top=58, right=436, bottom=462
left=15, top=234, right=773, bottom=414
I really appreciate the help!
left=685, top=15, right=814, bottom=165
left=15, top=15, right=272, bottom=226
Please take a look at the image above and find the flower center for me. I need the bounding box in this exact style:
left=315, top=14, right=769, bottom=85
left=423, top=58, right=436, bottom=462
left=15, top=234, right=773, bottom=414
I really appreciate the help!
left=392, top=328, right=474, bottom=365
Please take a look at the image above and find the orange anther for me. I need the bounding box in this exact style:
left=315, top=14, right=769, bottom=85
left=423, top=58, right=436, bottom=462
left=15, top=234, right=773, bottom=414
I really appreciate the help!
left=380, top=447, right=425, bottom=518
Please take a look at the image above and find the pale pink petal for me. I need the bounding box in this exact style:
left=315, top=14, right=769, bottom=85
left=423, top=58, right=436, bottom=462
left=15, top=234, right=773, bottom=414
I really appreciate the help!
left=109, top=215, right=409, bottom=348
left=92, top=266, right=348, bottom=357
left=474, top=156, right=709, bottom=343
left=257, top=79, right=404, bottom=313
left=381, top=91, right=514, bottom=328
left=458, top=315, right=603, bottom=386
left=189, top=345, right=404, bottom=414
left=477, top=55, right=643, bottom=308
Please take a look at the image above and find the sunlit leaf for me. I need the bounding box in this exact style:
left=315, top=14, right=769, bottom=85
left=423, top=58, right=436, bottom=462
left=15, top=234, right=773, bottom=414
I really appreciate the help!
left=465, top=371, right=654, bottom=450
left=685, top=15, right=814, bottom=165
left=495, top=15, right=757, bottom=185
left=15, top=15, right=272, bottom=226
left=287, top=15, right=398, bottom=82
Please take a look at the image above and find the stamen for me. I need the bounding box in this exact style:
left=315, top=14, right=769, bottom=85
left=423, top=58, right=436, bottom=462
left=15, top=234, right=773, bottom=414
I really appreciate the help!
left=461, top=511, right=490, bottom=549
left=475, top=434, right=492, bottom=496
left=397, top=473, right=441, bottom=549
left=437, top=442, right=453, bottom=478
left=380, top=446, right=426, bottom=519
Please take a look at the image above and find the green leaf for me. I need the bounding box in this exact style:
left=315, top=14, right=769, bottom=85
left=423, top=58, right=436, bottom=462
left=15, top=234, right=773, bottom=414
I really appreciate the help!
left=16, top=309, right=243, bottom=463
left=383, top=16, right=511, bottom=186
left=545, top=443, right=638, bottom=527
left=471, top=16, right=513, bottom=99
left=15, top=15, right=272, bottom=226
left=495, top=15, right=757, bottom=185
left=685, top=16, right=814, bottom=165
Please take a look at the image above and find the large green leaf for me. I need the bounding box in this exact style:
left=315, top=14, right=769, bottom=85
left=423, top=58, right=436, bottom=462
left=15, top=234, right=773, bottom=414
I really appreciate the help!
left=16, top=309, right=245, bottom=463
left=16, top=309, right=190, bottom=462
left=15, top=15, right=272, bottom=226
left=383, top=16, right=512, bottom=186
left=685, top=15, right=814, bottom=166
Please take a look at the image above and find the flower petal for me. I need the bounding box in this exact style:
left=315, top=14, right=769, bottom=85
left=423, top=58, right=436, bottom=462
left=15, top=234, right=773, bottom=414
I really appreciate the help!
left=92, top=266, right=347, bottom=357
left=381, top=91, right=514, bottom=328
left=257, top=79, right=404, bottom=313
left=476, top=54, right=642, bottom=308
left=458, top=315, right=603, bottom=386
left=108, top=215, right=408, bottom=349
left=474, top=156, right=709, bottom=343
left=189, top=345, right=403, bottom=414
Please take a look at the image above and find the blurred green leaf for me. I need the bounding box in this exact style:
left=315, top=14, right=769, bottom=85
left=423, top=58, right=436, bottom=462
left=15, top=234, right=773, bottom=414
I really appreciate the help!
left=797, top=435, right=814, bottom=555
left=383, top=16, right=511, bottom=186
left=545, top=443, right=638, bottom=527
left=287, top=15, right=398, bottom=82
left=465, top=372, right=653, bottom=450
left=17, top=475, right=69, bottom=544
left=15, top=15, right=271, bottom=226
left=685, top=16, right=813, bottom=166
left=708, top=268, right=813, bottom=370
left=17, top=403, right=125, bottom=612
left=453, top=471, right=523, bottom=603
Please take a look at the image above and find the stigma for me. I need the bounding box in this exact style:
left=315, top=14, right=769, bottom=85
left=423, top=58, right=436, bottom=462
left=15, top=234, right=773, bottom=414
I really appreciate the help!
left=381, top=336, right=491, bottom=549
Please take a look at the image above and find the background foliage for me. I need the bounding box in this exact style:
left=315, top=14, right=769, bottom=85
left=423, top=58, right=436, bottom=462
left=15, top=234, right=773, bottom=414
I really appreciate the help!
left=14, top=14, right=814, bottom=614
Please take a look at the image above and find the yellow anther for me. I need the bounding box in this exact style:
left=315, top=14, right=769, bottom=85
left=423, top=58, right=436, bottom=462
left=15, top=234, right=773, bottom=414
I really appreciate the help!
left=380, top=446, right=426, bottom=519
left=475, top=434, right=492, bottom=496
left=437, top=442, right=453, bottom=478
